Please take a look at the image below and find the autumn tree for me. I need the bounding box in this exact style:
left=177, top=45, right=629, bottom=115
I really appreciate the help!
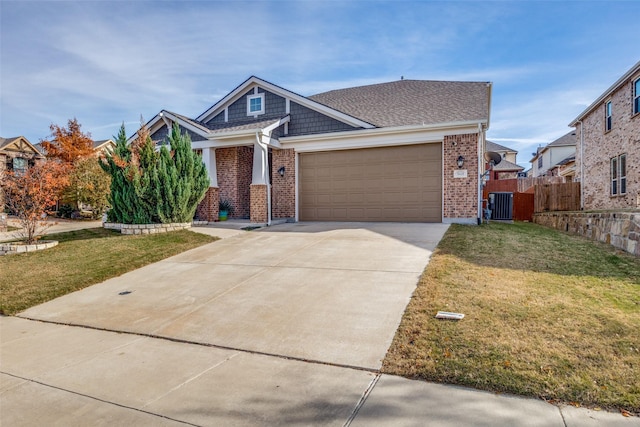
left=40, top=118, right=94, bottom=166
left=65, top=157, right=111, bottom=219
left=1, top=162, right=69, bottom=244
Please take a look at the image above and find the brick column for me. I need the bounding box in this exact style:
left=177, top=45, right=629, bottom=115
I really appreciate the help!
left=271, top=149, right=296, bottom=219
left=196, top=187, right=219, bottom=222
left=250, top=184, right=268, bottom=223
left=443, top=133, right=479, bottom=223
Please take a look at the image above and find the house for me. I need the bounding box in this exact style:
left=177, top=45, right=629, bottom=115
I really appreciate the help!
left=529, top=131, right=577, bottom=178
left=570, top=60, right=640, bottom=210
left=1, top=136, right=45, bottom=175
left=93, top=139, right=116, bottom=155
left=140, top=76, right=492, bottom=224
left=0, top=136, right=46, bottom=207
left=485, top=140, right=524, bottom=180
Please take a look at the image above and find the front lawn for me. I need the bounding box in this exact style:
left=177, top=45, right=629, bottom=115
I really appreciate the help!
left=383, top=222, right=640, bottom=415
left=0, top=228, right=216, bottom=315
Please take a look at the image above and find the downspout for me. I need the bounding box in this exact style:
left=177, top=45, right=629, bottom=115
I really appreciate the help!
left=477, top=123, right=484, bottom=225
left=577, top=121, right=584, bottom=210
left=254, top=132, right=272, bottom=226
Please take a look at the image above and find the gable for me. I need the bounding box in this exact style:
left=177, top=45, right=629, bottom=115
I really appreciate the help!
left=0, top=136, right=44, bottom=158
left=196, top=76, right=374, bottom=130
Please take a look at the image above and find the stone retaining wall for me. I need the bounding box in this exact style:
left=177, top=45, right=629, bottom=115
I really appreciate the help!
left=534, top=211, right=640, bottom=257
left=103, top=222, right=192, bottom=235
left=0, top=240, right=58, bottom=256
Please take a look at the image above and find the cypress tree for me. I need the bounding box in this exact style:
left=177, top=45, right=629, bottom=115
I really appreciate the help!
left=101, top=122, right=209, bottom=224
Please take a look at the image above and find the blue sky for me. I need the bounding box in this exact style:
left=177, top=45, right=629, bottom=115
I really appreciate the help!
left=1, top=0, right=638, bottom=168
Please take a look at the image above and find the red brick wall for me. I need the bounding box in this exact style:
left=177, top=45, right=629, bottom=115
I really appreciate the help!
left=250, top=184, right=268, bottom=223
left=216, top=146, right=253, bottom=219
left=196, top=187, right=219, bottom=221
left=237, top=146, right=253, bottom=218
left=443, top=133, right=479, bottom=220
left=271, top=149, right=296, bottom=219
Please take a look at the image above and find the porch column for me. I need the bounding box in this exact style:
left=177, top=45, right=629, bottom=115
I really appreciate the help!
left=196, top=148, right=219, bottom=222
left=250, top=138, right=270, bottom=223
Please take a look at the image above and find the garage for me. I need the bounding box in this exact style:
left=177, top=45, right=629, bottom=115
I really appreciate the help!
left=299, top=143, right=442, bottom=222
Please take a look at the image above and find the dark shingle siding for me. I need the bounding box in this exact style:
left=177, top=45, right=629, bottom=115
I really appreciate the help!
left=151, top=125, right=205, bottom=144
left=287, top=102, right=359, bottom=136
left=309, top=79, right=489, bottom=127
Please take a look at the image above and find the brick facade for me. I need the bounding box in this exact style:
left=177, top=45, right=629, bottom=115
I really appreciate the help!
left=575, top=75, right=640, bottom=210
left=196, top=187, right=219, bottom=221
left=443, top=133, right=479, bottom=221
left=271, top=149, right=296, bottom=219
left=250, top=184, right=268, bottom=223
left=216, top=146, right=253, bottom=219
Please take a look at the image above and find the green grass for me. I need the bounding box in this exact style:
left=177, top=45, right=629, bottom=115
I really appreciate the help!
left=0, top=228, right=217, bottom=315
left=383, top=222, right=640, bottom=414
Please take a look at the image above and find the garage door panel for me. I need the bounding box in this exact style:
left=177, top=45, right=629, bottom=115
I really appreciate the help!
left=300, top=143, right=442, bottom=222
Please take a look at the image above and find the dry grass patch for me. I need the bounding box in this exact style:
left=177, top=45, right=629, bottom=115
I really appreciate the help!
left=0, top=228, right=216, bottom=315
left=383, top=222, right=640, bottom=414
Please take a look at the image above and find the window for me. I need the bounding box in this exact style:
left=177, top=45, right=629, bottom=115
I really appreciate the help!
left=247, top=93, right=265, bottom=116
left=634, top=77, right=640, bottom=115
left=537, top=156, right=543, bottom=169
left=605, top=100, right=612, bottom=131
left=611, top=157, right=618, bottom=195
left=12, top=157, right=27, bottom=175
left=620, top=154, right=627, bottom=194
left=611, top=154, right=627, bottom=196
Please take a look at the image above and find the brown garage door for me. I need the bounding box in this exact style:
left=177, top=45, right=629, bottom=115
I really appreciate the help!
left=299, top=143, right=442, bottom=222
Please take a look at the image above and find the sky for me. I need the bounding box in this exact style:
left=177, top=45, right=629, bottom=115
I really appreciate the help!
left=1, top=0, right=639, bottom=168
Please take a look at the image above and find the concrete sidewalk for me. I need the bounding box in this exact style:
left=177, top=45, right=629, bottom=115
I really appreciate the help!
left=1, top=222, right=637, bottom=426
left=2, top=317, right=636, bottom=426
left=0, top=218, right=103, bottom=242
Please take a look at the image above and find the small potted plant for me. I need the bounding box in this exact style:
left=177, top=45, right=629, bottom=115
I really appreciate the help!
left=218, top=199, right=234, bottom=221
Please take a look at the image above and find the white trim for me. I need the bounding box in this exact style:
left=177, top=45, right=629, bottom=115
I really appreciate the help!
left=224, top=107, right=228, bottom=122
left=247, top=93, right=265, bottom=117
left=285, top=98, right=290, bottom=114
left=282, top=121, right=482, bottom=153
left=196, top=76, right=375, bottom=129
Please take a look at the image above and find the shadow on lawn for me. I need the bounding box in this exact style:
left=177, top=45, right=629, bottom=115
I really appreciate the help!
left=43, top=227, right=121, bottom=243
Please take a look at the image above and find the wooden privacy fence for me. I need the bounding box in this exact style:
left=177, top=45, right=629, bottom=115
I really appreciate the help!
left=534, top=182, right=581, bottom=213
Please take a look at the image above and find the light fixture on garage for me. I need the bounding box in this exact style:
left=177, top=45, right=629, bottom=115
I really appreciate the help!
left=278, top=166, right=285, bottom=176
left=457, top=155, right=465, bottom=168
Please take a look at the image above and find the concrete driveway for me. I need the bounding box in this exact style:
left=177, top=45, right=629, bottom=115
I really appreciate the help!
left=16, top=222, right=448, bottom=370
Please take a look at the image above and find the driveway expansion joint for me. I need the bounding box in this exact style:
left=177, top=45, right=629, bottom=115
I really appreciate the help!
left=0, top=371, right=201, bottom=427
left=15, top=316, right=381, bottom=374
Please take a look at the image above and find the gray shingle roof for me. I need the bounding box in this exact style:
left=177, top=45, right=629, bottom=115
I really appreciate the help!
left=206, top=117, right=287, bottom=135
left=548, top=131, right=577, bottom=147
left=486, top=140, right=517, bottom=153
left=308, top=79, right=490, bottom=127
left=493, top=158, right=524, bottom=171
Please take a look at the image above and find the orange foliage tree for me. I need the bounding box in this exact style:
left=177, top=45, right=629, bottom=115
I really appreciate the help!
left=1, top=162, right=69, bottom=244
left=40, top=118, right=95, bottom=166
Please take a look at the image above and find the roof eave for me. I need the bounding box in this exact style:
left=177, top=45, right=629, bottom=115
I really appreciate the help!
left=569, top=60, right=640, bottom=126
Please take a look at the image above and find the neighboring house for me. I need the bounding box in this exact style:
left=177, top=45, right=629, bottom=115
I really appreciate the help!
left=93, top=139, right=116, bottom=155
left=570, top=60, right=640, bottom=210
left=485, top=140, right=524, bottom=180
left=554, top=155, right=576, bottom=182
left=529, top=131, right=577, bottom=177
left=139, top=76, right=491, bottom=224
left=1, top=136, right=46, bottom=207
left=1, top=136, right=45, bottom=174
